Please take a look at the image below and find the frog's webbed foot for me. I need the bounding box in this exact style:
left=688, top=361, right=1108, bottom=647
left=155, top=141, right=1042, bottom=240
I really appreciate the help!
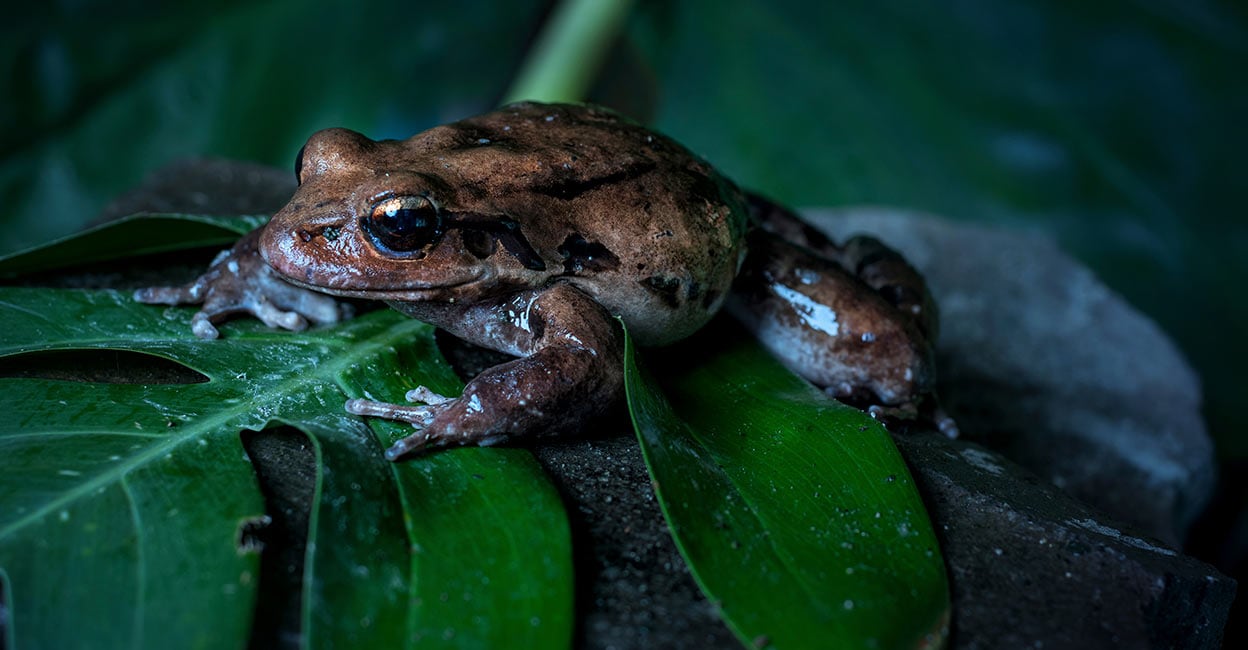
left=134, top=228, right=349, bottom=339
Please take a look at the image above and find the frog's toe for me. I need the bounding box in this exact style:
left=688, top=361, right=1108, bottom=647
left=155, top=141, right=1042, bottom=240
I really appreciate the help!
left=134, top=285, right=192, bottom=305
left=189, top=311, right=222, bottom=340
left=934, top=408, right=960, bottom=438
left=405, top=386, right=454, bottom=405
left=345, top=398, right=438, bottom=427
left=383, top=426, right=510, bottom=461
left=251, top=298, right=310, bottom=332
left=263, top=277, right=348, bottom=326
left=384, top=431, right=436, bottom=461
left=296, top=291, right=348, bottom=325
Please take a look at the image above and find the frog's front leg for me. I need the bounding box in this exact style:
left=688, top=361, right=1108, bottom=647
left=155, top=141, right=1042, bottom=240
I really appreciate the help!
left=349, top=282, right=624, bottom=460
left=134, top=228, right=348, bottom=339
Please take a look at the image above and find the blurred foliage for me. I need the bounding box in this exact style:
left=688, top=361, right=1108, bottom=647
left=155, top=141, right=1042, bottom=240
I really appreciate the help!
left=624, top=0, right=1248, bottom=459
left=1, top=1, right=1243, bottom=453
left=0, top=0, right=543, bottom=252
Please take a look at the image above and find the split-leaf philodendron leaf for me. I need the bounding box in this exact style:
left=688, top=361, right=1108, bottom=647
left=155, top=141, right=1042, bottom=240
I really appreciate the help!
left=0, top=215, right=573, bottom=649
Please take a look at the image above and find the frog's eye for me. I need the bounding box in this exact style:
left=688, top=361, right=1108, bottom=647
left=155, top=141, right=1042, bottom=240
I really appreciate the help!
left=363, top=195, right=444, bottom=255
left=294, top=144, right=307, bottom=186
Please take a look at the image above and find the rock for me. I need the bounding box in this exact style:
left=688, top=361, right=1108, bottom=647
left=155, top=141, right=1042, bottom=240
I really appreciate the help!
left=894, top=432, right=1233, bottom=649
left=530, top=435, right=737, bottom=650
left=805, top=207, right=1215, bottom=546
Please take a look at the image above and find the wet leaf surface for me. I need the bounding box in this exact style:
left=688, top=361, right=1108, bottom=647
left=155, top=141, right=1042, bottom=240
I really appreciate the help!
left=627, top=321, right=950, bottom=648
left=0, top=253, right=572, bottom=648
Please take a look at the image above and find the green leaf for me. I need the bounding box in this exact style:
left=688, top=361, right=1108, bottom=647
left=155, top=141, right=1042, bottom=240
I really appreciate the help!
left=0, top=283, right=572, bottom=649
left=1, top=0, right=548, bottom=254
left=0, top=213, right=262, bottom=277
left=627, top=322, right=950, bottom=649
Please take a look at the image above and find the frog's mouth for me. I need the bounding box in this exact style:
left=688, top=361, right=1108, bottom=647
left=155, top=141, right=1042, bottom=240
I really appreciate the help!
left=263, top=248, right=487, bottom=298
left=259, top=223, right=487, bottom=298
left=275, top=272, right=485, bottom=301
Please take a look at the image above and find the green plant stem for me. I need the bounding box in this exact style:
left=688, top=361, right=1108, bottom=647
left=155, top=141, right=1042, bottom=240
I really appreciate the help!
left=503, top=0, right=635, bottom=104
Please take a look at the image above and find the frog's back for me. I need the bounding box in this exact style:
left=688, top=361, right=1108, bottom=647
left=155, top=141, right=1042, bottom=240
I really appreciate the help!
left=424, top=102, right=750, bottom=346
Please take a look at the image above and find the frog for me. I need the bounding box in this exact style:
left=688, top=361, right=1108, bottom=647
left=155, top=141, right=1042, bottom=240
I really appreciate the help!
left=136, top=101, right=951, bottom=460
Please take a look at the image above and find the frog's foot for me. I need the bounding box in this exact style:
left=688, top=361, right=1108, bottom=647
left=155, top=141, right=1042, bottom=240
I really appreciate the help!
left=866, top=403, right=919, bottom=425
left=404, top=386, right=453, bottom=406
left=134, top=229, right=349, bottom=339
left=864, top=400, right=959, bottom=438
left=345, top=397, right=440, bottom=428
left=932, top=405, right=960, bottom=438
left=349, top=283, right=623, bottom=462
left=346, top=387, right=493, bottom=460
left=343, top=386, right=453, bottom=426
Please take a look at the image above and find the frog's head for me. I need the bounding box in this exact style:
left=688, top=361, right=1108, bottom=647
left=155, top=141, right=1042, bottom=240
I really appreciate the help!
left=260, top=127, right=552, bottom=302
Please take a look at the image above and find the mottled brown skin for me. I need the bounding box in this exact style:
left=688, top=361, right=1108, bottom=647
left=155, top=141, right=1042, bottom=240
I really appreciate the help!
left=264, top=102, right=748, bottom=346
left=137, top=101, right=949, bottom=458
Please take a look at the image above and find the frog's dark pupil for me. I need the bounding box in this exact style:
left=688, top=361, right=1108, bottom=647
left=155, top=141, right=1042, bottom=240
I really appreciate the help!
left=293, top=144, right=306, bottom=185
left=363, top=199, right=443, bottom=254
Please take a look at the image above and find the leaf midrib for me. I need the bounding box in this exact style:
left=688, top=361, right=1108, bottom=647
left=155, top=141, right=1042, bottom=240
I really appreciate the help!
left=0, top=313, right=429, bottom=540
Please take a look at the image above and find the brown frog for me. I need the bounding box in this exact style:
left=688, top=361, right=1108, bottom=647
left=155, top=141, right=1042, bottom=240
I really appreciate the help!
left=136, top=102, right=951, bottom=460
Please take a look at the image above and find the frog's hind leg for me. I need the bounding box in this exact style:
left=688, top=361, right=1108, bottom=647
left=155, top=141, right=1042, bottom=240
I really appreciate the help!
left=728, top=229, right=933, bottom=406
left=745, top=193, right=938, bottom=341
left=728, top=218, right=955, bottom=436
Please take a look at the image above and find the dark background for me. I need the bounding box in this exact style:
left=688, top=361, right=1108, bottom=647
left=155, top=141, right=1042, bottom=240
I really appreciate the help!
left=3, top=0, right=1244, bottom=637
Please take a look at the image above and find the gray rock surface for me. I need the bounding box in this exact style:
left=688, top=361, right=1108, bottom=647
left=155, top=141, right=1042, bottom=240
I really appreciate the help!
left=895, top=432, right=1232, bottom=649
left=531, top=436, right=737, bottom=649
left=89, top=160, right=1232, bottom=648
left=806, top=207, right=1216, bottom=546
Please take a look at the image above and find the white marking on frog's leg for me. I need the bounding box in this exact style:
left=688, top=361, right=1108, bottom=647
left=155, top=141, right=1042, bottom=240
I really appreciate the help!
left=345, top=398, right=437, bottom=426
left=771, top=284, right=840, bottom=336
left=405, top=386, right=453, bottom=405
